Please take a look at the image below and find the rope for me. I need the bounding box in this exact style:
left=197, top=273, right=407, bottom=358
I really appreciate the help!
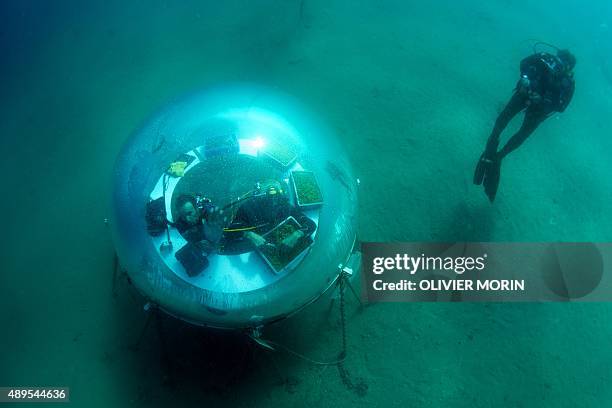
left=264, top=339, right=346, bottom=366
left=222, top=226, right=258, bottom=232
left=338, top=272, right=347, bottom=360
left=255, top=270, right=349, bottom=366
left=222, top=223, right=269, bottom=232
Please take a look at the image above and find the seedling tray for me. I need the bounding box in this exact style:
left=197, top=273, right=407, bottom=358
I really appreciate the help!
left=260, top=141, right=297, bottom=168
left=291, top=170, right=323, bottom=208
left=258, top=216, right=313, bottom=274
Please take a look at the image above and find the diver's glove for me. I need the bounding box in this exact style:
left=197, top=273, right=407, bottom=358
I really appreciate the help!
left=245, top=231, right=267, bottom=247
left=279, top=230, right=305, bottom=255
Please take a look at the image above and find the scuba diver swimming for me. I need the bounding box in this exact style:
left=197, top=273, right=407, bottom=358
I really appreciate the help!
left=474, top=43, right=576, bottom=202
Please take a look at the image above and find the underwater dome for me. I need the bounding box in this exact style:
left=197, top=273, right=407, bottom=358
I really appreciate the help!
left=111, top=84, right=358, bottom=329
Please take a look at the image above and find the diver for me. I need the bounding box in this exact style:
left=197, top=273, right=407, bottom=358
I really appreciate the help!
left=474, top=45, right=576, bottom=202
left=172, top=193, right=225, bottom=277
left=173, top=194, right=219, bottom=253
left=225, top=180, right=316, bottom=254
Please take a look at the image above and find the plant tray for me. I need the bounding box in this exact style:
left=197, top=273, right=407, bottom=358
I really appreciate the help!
left=291, top=170, right=323, bottom=208
left=260, top=141, right=297, bottom=168
left=257, top=216, right=313, bottom=274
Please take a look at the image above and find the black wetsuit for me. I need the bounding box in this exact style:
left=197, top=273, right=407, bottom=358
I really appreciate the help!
left=483, top=52, right=575, bottom=159
left=174, top=218, right=206, bottom=242
left=232, top=194, right=316, bottom=237
left=173, top=196, right=220, bottom=245
left=474, top=52, right=575, bottom=202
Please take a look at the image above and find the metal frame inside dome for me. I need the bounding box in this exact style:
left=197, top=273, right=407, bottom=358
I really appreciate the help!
left=147, top=142, right=321, bottom=294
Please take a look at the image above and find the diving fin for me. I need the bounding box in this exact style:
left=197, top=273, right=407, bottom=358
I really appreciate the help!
left=473, top=153, right=487, bottom=185
left=483, top=157, right=502, bottom=202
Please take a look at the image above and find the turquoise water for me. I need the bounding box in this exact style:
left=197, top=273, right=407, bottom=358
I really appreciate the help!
left=1, top=0, right=612, bottom=406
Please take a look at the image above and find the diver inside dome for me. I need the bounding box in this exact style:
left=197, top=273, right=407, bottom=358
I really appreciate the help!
left=166, top=193, right=223, bottom=276
left=227, top=180, right=316, bottom=251
left=173, top=194, right=219, bottom=252
left=166, top=178, right=316, bottom=277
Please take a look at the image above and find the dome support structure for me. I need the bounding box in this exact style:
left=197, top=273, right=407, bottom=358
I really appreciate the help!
left=246, top=253, right=364, bottom=366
